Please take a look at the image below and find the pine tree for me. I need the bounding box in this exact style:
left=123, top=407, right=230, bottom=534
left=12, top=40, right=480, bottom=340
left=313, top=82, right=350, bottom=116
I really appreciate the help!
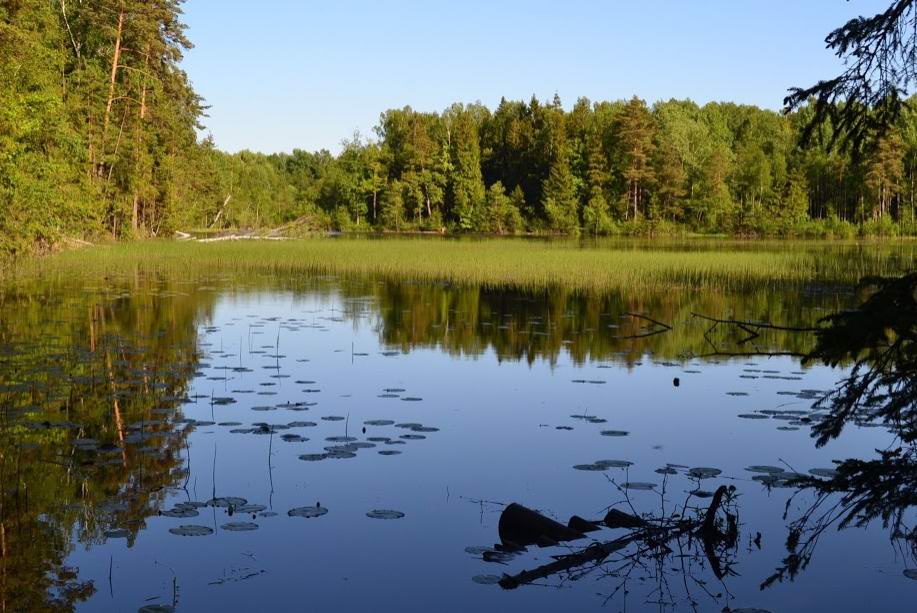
left=617, top=97, right=656, bottom=220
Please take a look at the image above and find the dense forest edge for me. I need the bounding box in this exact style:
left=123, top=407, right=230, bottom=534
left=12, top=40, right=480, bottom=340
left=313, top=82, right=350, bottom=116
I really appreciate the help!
left=5, top=2, right=917, bottom=260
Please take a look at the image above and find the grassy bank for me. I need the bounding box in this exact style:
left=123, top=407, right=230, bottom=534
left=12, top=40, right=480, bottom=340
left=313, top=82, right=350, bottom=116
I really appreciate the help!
left=16, top=237, right=915, bottom=293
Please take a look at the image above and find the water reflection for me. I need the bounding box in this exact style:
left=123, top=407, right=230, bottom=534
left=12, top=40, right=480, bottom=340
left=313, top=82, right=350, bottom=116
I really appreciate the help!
left=0, top=266, right=913, bottom=611
left=472, top=272, right=917, bottom=609
left=0, top=277, right=207, bottom=610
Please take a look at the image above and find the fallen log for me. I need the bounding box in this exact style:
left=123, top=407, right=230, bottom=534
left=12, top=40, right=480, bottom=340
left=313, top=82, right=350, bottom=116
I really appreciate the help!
left=497, top=486, right=734, bottom=590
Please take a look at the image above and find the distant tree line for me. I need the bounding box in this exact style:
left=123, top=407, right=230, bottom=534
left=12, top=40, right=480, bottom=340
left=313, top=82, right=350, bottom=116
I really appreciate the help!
left=4, top=1, right=917, bottom=256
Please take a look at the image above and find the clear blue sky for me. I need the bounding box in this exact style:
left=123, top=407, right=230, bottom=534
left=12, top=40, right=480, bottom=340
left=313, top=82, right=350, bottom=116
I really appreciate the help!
left=180, top=0, right=890, bottom=154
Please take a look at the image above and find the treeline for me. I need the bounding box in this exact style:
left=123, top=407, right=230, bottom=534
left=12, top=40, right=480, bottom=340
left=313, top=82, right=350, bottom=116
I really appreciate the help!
left=210, top=96, right=917, bottom=238
left=5, top=2, right=917, bottom=257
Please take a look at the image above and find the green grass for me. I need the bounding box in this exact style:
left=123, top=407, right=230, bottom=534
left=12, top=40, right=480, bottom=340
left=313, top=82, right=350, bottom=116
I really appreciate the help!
left=16, top=237, right=917, bottom=292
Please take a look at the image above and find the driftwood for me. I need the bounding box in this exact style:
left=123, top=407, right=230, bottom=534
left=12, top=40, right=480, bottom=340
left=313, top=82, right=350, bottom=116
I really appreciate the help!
left=614, top=312, right=674, bottom=340
left=497, top=485, right=736, bottom=590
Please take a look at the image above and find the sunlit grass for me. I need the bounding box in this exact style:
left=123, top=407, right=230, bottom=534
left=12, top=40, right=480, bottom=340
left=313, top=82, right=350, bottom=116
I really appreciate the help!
left=18, top=237, right=917, bottom=292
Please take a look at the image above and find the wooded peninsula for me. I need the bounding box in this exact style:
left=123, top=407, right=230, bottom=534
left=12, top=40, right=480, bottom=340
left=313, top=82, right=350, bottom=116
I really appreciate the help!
left=4, top=1, right=917, bottom=258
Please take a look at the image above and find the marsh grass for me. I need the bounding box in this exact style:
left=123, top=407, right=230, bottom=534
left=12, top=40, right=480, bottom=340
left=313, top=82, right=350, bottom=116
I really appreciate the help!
left=17, top=237, right=917, bottom=292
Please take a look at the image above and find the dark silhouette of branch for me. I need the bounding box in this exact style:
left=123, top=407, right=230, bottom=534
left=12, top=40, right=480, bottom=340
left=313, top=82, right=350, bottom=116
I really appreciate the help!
left=785, top=0, right=917, bottom=151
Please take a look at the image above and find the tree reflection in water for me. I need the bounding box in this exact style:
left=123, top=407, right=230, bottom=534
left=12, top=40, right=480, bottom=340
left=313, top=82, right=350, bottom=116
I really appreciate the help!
left=486, top=272, right=917, bottom=605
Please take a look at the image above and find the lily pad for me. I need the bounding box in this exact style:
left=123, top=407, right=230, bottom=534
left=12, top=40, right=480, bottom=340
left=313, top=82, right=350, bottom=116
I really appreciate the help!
left=221, top=522, right=259, bottom=531
left=573, top=463, right=606, bottom=471
left=595, top=459, right=634, bottom=468
left=160, top=508, right=199, bottom=518
left=298, top=453, right=327, bottom=462
left=600, top=430, right=629, bottom=437
left=745, top=465, right=783, bottom=474
left=472, top=574, right=502, bottom=585
left=622, top=482, right=656, bottom=490
left=366, top=509, right=405, bottom=519
left=288, top=505, right=328, bottom=518
left=104, top=528, right=130, bottom=538
left=209, top=497, right=247, bottom=508
left=688, top=467, right=722, bottom=479
left=168, top=525, right=213, bottom=537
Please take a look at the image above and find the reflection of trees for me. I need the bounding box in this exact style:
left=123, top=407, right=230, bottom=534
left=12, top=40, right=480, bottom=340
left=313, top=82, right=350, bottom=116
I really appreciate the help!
left=765, top=272, right=917, bottom=588
left=0, top=274, right=211, bottom=611
left=366, top=280, right=831, bottom=366
left=471, top=272, right=917, bottom=604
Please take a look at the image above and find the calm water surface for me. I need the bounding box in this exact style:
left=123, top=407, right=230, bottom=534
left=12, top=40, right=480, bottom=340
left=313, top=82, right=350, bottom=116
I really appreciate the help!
left=1, top=248, right=915, bottom=612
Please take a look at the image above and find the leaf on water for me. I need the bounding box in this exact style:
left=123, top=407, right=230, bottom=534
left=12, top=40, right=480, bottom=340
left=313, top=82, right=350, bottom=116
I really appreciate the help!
left=808, top=468, right=839, bottom=478
left=378, top=450, right=402, bottom=456
left=235, top=504, right=266, bottom=513
left=138, top=606, right=174, bottom=613
left=288, top=505, right=328, bottom=518
left=364, top=420, right=395, bottom=426
left=400, top=434, right=425, bottom=440
left=600, top=430, right=629, bottom=437
left=221, top=522, right=258, bottom=531
left=325, top=436, right=357, bottom=442
left=737, top=413, right=769, bottom=420
left=168, top=525, right=213, bottom=537
left=401, top=397, right=423, bottom=402
left=366, top=509, right=404, bottom=519
left=321, top=416, right=345, bottom=421
left=655, top=467, right=678, bottom=475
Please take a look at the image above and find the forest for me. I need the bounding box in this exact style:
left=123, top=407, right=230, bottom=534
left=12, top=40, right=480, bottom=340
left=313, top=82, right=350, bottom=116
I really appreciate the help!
left=5, top=0, right=917, bottom=257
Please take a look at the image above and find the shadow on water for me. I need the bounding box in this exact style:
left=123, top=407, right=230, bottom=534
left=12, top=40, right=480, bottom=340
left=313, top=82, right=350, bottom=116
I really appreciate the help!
left=479, top=272, right=917, bottom=610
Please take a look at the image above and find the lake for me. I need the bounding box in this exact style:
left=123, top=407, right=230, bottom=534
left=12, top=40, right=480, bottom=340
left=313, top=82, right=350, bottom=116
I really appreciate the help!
left=1, top=239, right=915, bottom=612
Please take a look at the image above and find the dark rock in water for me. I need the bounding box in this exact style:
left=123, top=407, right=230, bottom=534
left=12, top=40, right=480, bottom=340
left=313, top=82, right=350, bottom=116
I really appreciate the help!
left=498, top=503, right=585, bottom=549
left=567, top=515, right=601, bottom=533
left=603, top=508, right=647, bottom=529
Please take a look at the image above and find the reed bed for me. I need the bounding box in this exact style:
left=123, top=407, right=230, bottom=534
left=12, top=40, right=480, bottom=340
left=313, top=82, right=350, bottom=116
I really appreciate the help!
left=18, top=237, right=916, bottom=292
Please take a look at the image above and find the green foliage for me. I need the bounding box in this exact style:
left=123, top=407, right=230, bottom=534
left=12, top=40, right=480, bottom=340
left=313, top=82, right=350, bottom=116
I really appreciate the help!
left=6, top=3, right=917, bottom=255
